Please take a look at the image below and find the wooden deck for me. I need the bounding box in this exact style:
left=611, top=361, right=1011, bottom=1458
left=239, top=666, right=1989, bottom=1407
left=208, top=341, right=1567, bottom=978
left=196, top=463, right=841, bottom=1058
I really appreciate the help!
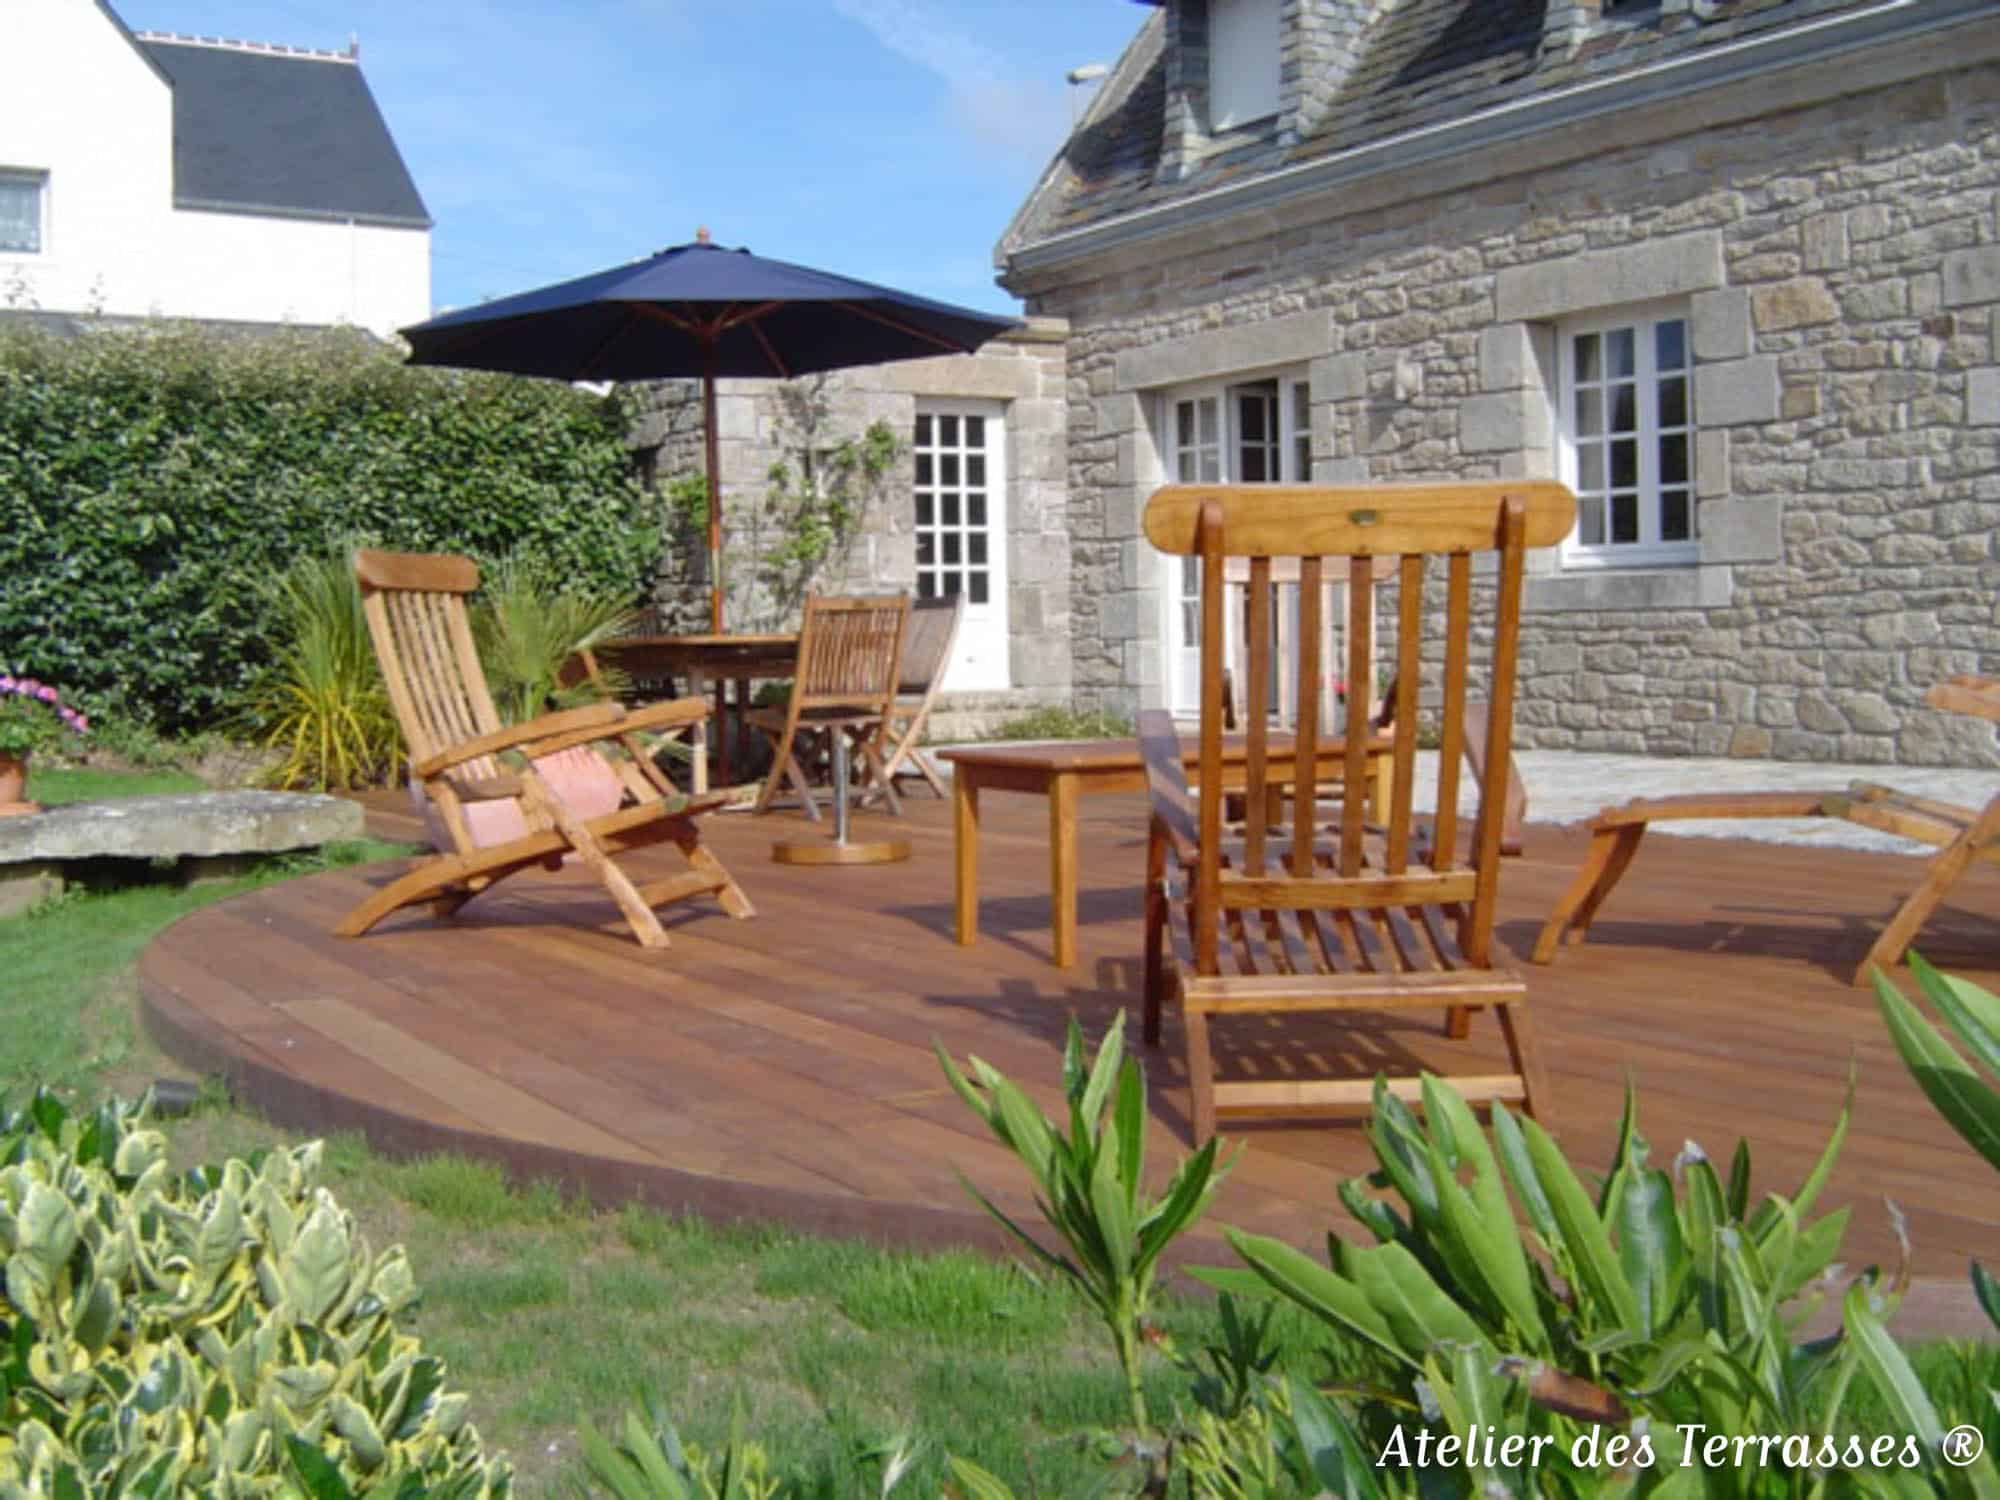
left=140, top=785, right=2000, bottom=1319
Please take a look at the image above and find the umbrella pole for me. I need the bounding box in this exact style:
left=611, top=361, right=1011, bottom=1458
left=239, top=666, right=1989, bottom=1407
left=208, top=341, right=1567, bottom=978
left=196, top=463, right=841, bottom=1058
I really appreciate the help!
left=703, top=361, right=723, bottom=634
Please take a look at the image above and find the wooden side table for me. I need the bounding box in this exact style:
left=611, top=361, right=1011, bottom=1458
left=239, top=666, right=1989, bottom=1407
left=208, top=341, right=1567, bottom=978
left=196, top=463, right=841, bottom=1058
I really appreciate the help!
left=938, top=734, right=1392, bottom=968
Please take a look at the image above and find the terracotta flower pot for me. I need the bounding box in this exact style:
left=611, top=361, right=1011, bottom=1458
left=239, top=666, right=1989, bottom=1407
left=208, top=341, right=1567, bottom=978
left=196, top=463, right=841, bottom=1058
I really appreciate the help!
left=0, top=750, right=40, bottom=815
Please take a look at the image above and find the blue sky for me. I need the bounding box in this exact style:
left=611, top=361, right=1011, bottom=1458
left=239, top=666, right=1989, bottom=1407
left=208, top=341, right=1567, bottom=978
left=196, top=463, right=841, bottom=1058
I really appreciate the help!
left=112, top=0, right=1147, bottom=317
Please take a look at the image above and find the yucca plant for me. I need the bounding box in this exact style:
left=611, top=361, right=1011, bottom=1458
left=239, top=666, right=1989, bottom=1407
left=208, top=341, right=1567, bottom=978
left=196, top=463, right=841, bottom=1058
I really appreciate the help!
left=235, top=547, right=401, bottom=790
left=472, top=554, right=638, bottom=726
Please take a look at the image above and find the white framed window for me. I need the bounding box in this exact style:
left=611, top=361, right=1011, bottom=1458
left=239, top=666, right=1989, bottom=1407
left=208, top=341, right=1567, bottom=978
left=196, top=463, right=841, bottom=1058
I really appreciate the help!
left=913, top=401, right=1009, bottom=691
left=1558, top=304, right=1696, bottom=569
left=1208, top=0, right=1281, bottom=131
left=0, top=171, right=46, bottom=255
left=1159, top=370, right=1309, bottom=712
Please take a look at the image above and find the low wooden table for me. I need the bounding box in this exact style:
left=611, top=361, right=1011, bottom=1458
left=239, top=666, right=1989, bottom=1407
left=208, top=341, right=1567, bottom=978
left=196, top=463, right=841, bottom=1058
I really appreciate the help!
left=938, top=734, right=1393, bottom=968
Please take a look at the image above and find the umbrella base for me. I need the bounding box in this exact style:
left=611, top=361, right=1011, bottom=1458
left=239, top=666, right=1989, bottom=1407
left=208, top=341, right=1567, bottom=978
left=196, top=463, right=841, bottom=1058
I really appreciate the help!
left=771, top=835, right=910, bottom=866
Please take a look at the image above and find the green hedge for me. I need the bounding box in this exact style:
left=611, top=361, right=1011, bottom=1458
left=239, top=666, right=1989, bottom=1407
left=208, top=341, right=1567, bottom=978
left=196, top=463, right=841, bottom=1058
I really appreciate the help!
left=0, top=323, right=662, bottom=733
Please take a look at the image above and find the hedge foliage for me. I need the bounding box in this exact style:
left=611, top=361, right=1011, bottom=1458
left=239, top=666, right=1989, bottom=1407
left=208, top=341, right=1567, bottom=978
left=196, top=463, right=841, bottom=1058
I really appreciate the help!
left=0, top=323, right=663, bottom=733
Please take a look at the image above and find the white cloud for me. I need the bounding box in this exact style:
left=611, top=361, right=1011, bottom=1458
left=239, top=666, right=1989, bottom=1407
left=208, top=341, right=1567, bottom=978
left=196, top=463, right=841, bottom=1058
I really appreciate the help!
left=830, top=0, right=1067, bottom=164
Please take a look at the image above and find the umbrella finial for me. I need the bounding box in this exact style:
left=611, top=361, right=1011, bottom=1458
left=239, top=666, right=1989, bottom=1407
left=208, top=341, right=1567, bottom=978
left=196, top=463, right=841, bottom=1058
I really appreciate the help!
left=696, top=225, right=711, bottom=245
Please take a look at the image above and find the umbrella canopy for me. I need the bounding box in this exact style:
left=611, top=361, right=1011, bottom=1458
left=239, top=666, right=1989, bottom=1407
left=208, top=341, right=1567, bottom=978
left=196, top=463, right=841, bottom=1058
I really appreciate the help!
left=401, top=233, right=1021, bottom=630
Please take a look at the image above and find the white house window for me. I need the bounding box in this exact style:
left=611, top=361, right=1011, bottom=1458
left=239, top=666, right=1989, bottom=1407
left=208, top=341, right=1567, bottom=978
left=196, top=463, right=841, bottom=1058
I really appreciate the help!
left=1161, top=371, right=1309, bottom=711
left=1208, top=0, right=1281, bottom=131
left=0, top=171, right=45, bottom=254
left=1560, top=307, right=1695, bottom=568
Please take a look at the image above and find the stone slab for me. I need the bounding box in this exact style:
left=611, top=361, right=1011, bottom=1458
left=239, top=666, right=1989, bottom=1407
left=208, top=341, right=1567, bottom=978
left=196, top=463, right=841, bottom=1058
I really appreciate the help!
left=0, top=791, right=364, bottom=867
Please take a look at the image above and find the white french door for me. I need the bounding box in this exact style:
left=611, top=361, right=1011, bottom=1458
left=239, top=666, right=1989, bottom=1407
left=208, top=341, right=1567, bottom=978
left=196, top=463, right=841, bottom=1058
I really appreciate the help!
left=913, top=401, right=1008, bottom=691
left=1161, top=374, right=1310, bottom=715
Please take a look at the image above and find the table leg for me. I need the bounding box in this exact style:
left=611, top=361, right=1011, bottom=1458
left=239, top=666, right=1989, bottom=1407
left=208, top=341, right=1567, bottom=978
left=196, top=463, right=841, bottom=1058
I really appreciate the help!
left=952, top=774, right=980, bottom=946
left=1369, top=748, right=1390, bottom=823
left=1049, top=772, right=1078, bottom=968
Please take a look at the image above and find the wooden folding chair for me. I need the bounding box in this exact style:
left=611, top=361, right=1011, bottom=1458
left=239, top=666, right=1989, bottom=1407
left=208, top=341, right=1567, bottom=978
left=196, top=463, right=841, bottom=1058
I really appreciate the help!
left=336, top=549, right=754, bottom=951
left=747, top=593, right=910, bottom=820
left=1140, top=480, right=1576, bottom=1143
left=1535, top=674, right=2000, bottom=984
left=878, top=592, right=964, bottom=799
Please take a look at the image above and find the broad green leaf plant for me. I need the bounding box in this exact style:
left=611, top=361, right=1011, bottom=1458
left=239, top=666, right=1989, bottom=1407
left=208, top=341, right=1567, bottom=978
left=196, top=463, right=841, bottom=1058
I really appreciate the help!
left=935, top=1011, right=1231, bottom=1444
left=1208, top=1074, right=1998, bottom=1497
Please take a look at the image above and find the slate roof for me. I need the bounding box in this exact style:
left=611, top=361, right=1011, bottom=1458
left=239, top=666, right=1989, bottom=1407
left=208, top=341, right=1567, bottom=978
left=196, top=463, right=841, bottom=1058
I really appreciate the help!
left=1017, top=0, right=1882, bottom=246
left=135, top=36, right=430, bottom=230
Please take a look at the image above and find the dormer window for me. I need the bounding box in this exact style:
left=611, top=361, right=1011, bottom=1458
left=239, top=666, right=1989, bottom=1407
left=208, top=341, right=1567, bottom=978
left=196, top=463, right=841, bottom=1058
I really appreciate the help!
left=1209, top=0, right=1280, bottom=131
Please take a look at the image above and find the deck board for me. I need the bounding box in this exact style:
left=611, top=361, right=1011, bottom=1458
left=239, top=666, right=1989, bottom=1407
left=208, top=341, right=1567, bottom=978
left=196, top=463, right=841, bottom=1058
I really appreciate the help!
left=138, top=783, right=2000, bottom=1323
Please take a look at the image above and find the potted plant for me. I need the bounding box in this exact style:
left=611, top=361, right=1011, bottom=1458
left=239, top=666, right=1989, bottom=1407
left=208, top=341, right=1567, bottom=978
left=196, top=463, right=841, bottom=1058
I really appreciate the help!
left=0, top=674, right=89, bottom=813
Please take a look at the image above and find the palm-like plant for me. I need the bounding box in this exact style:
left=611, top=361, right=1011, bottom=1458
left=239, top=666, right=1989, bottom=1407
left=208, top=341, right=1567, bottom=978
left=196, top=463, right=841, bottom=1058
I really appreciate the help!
left=472, top=555, right=638, bottom=725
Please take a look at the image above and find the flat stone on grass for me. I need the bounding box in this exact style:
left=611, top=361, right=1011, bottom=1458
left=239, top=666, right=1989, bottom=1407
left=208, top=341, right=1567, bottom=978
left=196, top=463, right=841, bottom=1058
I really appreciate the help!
left=0, top=791, right=365, bottom=915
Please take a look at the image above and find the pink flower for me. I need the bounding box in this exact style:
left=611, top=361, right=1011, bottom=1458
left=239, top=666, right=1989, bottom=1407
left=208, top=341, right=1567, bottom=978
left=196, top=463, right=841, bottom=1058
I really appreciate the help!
left=35, top=686, right=55, bottom=703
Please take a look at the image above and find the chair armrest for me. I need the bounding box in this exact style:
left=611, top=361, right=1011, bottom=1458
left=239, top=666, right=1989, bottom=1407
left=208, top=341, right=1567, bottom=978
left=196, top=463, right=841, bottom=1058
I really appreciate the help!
left=612, top=696, right=709, bottom=735
left=1137, top=709, right=1199, bottom=865
left=1928, top=675, right=2000, bottom=725
left=412, top=701, right=625, bottom=777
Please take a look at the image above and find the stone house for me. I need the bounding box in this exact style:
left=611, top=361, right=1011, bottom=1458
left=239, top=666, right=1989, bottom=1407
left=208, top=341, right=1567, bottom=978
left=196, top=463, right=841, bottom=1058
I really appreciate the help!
left=997, top=0, right=2000, bottom=765
left=626, top=319, right=1074, bottom=736
left=3, top=0, right=430, bottom=337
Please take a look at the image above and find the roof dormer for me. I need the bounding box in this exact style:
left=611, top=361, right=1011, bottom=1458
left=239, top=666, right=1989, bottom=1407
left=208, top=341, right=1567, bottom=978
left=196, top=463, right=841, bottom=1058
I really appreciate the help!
left=1151, top=1, right=1381, bottom=179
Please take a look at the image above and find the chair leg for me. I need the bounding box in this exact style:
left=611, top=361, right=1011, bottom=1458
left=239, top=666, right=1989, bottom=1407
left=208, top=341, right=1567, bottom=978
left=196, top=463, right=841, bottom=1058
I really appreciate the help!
left=855, top=733, right=902, bottom=816
left=1186, top=1003, right=1217, bottom=1145
left=1848, top=816, right=1996, bottom=985
left=673, top=822, right=756, bottom=919
left=1143, top=824, right=1167, bottom=1046
left=1532, top=824, right=1645, bottom=962
left=1496, top=999, right=1553, bottom=1134
left=911, top=749, right=950, bottom=799
left=526, top=778, right=670, bottom=949
left=1444, top=1005, right=1472, bottom=1039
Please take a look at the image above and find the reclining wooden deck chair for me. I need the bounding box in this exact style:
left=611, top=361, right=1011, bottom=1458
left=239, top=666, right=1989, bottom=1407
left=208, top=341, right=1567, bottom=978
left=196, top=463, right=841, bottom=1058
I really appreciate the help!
left=336, top=549, right=754, bottom=950
left=747, top=592, right=910, bottom=819
left=1140, top=479, right=1576, bottom=1143
left=1534, top=674, right=2000, bottom=984
left=877, top=592, right=964, bottom=800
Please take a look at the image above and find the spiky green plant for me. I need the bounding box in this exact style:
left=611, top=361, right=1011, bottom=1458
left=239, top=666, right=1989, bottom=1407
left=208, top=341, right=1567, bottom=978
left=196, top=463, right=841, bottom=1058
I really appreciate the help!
left=472, top=555, right=638, bottom=725
left=235, top=548, right=400, bottom=790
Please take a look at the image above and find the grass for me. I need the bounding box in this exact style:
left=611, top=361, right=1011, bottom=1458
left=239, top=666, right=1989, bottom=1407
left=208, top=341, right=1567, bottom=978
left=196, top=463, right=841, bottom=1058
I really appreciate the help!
left=24, top=763, right=207, bottom=805
left=13, top=768, right=1995, bottom=1496
left=983, top=705, right=1135, bottom=741
left=0, top=767, right=1351, bottom=1493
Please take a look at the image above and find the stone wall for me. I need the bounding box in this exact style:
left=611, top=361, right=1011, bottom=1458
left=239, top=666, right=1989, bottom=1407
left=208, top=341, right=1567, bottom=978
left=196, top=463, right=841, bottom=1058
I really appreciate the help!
left=626, top=320, right=1073, bottom=738
left=1026, top=59, right=2000, bottom=766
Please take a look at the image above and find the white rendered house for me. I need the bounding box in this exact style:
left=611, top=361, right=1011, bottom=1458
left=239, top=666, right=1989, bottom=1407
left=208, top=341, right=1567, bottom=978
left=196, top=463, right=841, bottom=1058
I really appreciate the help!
left=1, top=0, right=431, bottom=336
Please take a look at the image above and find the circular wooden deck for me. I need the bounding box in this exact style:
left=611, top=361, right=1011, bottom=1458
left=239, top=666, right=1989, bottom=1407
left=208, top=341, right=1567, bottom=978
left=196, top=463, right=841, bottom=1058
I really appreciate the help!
left=140, top=787, right=2000, bottom=1303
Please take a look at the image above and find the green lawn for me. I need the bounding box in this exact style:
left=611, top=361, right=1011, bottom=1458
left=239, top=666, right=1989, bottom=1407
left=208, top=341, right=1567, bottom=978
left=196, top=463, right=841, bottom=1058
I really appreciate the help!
left=25, top=763, right=208, bottom=805
left=0, top=771, right=1343, bottom=1496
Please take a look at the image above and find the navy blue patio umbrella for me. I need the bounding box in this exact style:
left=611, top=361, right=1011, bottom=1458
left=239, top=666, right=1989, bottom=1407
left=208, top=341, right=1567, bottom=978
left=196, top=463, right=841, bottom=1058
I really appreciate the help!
left=401, top=230, right=1020, bottom=631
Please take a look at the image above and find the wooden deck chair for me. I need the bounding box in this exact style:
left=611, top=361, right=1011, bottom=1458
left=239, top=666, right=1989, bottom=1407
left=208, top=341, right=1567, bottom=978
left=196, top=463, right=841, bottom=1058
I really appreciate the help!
left=1534, top=674, right=2000, bottom=985
left=877, top=592, right=964, bottom=799
left=337, top=549, right=754, bottom=951
left=1140, top=479, right=1576, bottom=1143
left=747, top=593, right=910, bottom=820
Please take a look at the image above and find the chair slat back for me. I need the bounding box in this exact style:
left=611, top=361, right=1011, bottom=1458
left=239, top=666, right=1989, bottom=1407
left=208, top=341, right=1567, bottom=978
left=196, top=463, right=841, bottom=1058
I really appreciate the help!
left=1220, top=557, right=1390, bottom=733
left=1145, top=481, right=1574, bottom=975
left=897, top=594, right=964, bottom=697
left=353, top=549, right=504, bottom=781
left=791, top=593, right=910, bottom=714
